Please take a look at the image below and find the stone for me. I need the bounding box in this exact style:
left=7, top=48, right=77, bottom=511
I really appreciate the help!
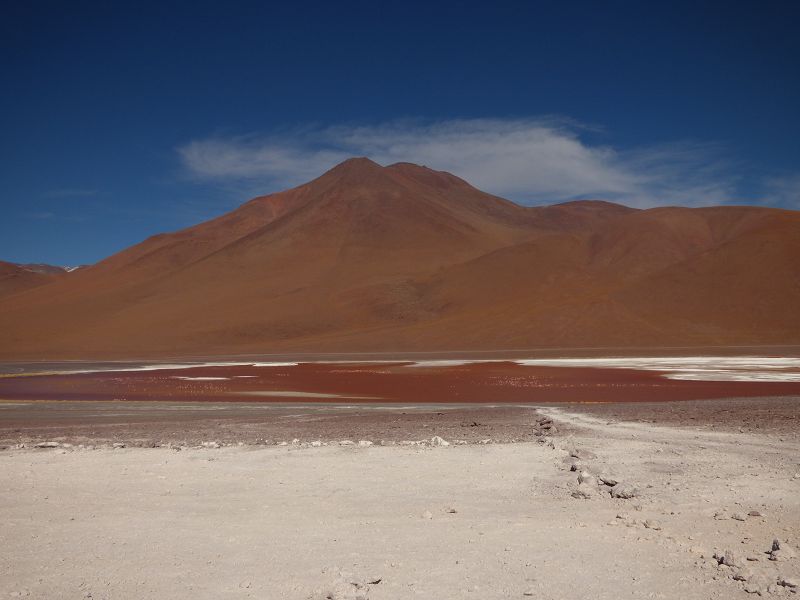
left=770, top=548, right=797, bottom=562
left=571, top=483, right=596, bottom=499
left=311, top=440, right=323, bottom=447
left=610, top=483, right=638, bottom=499
left=745, top=572, right=776, bottom=594
left=731, top=513, right=747, bottom=522
left=643, top=519, right=662, bottom=531
left=770, top=539, right=798, bottom=561
left=714, top=549, right=743, bottom=569
left=339, top=440, right=355, bottom=446
left=317, top=579, right=370, bottom=600
left=598, top=473, right=619, bottom=486
left=731, top=567, right=752, bottom=582
left=34, top=441, right=59, bottom=448
left=358, top=440, right=373, bottom=447
left=569, top=448, right=597, bottom=460
left=780, top=578, right=799, bottom=589
left=748, top=510, right=763, bottom=517
left=577, top=471, right=597, bottom=486
left=112, top=442, right=126, bottom=449
left=430, top=436, right=450, bottom=447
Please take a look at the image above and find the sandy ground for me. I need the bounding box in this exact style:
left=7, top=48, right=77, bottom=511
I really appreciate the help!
left=2, top=401, right=799, bottom=599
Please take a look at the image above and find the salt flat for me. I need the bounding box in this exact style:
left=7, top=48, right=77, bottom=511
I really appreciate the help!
left=2, top=406, right=798, bottom=599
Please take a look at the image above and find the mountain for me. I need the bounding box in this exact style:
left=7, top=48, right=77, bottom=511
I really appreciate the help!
left=0, top=261, right=70, bottom=299
left=0, top=158, right=798, bottom=359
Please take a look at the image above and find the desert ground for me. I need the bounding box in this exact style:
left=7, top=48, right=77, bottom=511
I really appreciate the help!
left=1, top=394, right=799, bottom=600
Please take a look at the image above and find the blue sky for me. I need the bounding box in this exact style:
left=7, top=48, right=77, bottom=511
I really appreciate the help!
left=2, top=0, right=799, bottom=265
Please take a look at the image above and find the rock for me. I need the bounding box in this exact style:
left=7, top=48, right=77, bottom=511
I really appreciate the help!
left=569, top=448, right=597, bottom=460
left=767, top=584, right=782, bottom=595
left=421, top=510, right=433, bottom=520
left=34, top=441, right=59, bottom=448
left=714, top=549, right=743, bottom=568
left=112, top=442, right=126, bottom=449
left=748, top=510, right=763, bottom=517
left=446, top=507, right=457, bottom=514
left=430, top=436, right=450, bottom=447
left=577, top=471, right=597, bottom=486
left=598, top=473, right=619, bottom=486
left=610, top=483, right=638, bottom=499
left=780, top=578, right=799, bottom=589
left=311, top=441, right=323, bottom=447
left=201, top=441, right=221, bottom=449
left=571, top=483, right=597, bottom=499
left=643, top=519, right=661, bottom=531
left=358, top=440, right=373, bottom=447
left=731, top=567, right=752, bottom=582
left=770, top=548, right=797, bottom=562
left=770, top=539, right=798, bottom=561
left=713, top=511, right=729, bottom=520
left=339, top=440, right=355, bottom=446
left=731, top=513, right=747, bottom=522
left=316, top=579, right=370, bottom=600
left=746, top=572, right=777, bottom=594
left=569, top=462, right=583, bottom=472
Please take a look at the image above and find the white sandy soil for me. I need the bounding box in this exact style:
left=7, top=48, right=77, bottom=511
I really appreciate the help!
left=1, top=408, right=799, bottom=599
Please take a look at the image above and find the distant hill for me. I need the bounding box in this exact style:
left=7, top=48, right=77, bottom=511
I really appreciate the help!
left=0, top=261, right=71, bottom=299
left=1, top=158, right=798, bottom=359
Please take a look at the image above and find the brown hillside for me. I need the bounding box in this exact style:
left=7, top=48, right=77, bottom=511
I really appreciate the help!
left=0, top=261, right=65, bottom=300
left=0, top=159, right=798, bottom=359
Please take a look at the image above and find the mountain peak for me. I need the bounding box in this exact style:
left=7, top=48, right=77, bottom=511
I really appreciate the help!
left=327, top=156, right=383, bottom=175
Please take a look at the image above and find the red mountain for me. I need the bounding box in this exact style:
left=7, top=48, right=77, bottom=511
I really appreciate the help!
left=0, top=261, right=69, bottom=299
left=1, top=158, right=798, bottom=359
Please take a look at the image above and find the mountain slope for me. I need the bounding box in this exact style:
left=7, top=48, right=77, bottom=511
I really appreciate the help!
left=0, top=159, right=798, bottom=359
left=0, top=261, right=68, bottom=299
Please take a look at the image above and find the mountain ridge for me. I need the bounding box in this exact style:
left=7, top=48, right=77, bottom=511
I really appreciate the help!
left=1, top=158, right=798, bottom=359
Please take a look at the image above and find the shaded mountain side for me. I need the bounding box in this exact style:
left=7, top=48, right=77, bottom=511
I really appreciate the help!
left=0, top=261, right=67, bottom=299
left=0, top=159, right=798, bottom=359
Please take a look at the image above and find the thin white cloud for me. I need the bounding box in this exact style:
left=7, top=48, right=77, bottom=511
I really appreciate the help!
left=761, top=173, right=800, bottom=208
left=177, top=118, right=742, bottom=207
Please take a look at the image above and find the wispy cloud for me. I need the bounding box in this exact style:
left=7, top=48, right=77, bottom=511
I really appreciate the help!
left=760, top=173, right=800, bottom=208
left=177, top=118, right=744, bottom=208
